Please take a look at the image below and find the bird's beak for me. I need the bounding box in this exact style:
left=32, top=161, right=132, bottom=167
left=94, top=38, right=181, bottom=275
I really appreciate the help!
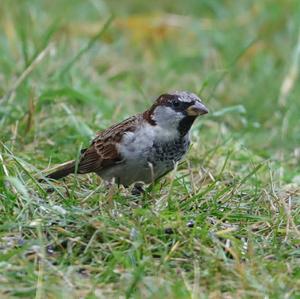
left=186, top=101, right=209, bottom=116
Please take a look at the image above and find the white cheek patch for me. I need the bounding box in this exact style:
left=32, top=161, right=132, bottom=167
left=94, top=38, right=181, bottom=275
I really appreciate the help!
left=152, top=106, right=184, bottom=128
left=151, top=106, right=184, bottom=141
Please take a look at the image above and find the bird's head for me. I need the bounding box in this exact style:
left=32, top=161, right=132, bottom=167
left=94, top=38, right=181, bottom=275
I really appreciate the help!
left=145, top=91, right=208, bottom=136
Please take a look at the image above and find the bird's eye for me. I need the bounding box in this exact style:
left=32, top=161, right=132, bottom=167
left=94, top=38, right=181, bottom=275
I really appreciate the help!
left=172, top=100, right=180, bottom=108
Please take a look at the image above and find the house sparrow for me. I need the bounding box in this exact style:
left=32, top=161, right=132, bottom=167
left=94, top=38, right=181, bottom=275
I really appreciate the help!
left=43, top=91, right=208, bottom=188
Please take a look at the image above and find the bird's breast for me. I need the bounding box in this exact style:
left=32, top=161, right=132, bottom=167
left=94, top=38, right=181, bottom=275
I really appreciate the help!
left=104, top=123, right=190, bottom=185
left=147, top=137, right=190, bottom=171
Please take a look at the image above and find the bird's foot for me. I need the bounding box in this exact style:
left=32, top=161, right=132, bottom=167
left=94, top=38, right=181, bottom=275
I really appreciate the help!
left=131, top=183, right=145, bottom=196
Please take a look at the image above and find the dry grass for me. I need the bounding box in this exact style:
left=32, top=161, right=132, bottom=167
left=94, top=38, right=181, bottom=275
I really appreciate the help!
left=1, top=0, right=300, bottom=298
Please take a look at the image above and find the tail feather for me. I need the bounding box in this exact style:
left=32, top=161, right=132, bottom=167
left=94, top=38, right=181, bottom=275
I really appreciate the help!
left=43, top=160, right=76, bottom=181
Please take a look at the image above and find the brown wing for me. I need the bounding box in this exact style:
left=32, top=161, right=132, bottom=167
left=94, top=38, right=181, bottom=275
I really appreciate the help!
left=77, top=114, right=142, bottom=174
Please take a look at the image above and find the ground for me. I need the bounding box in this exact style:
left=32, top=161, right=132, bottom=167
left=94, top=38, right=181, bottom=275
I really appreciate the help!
left=1, top=0, right=300, bottom=298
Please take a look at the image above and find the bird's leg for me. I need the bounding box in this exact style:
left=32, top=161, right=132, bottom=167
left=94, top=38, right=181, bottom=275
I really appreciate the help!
left=103, top=178, right=115, bottom=190
left=105, top=178, right=117, bottom=205
left=131, top=182, right=145, bottom=196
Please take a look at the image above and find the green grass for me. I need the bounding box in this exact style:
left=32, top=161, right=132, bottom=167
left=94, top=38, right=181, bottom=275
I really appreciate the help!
left=1, top=0, right=300, bottom=298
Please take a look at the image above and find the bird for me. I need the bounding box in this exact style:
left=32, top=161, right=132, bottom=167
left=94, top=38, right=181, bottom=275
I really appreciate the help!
left=42, top=91, right=208, bottom=190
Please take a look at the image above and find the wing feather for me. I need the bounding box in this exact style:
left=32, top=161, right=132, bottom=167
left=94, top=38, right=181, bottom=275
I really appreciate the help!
left=77, top=115, right=141, bottom=173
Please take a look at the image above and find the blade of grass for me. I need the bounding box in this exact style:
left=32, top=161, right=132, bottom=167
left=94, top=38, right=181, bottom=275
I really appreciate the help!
left=0, top=141, right=65, bottom=200
left=58, top=15, right=114, bottom=77
left=0, top=43, right=53, bottom=103
left=208, top=37, right=258, bottom=101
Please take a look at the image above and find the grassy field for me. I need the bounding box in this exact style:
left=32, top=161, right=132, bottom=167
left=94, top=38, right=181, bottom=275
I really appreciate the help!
left=1, top=0, right=300, bottom=298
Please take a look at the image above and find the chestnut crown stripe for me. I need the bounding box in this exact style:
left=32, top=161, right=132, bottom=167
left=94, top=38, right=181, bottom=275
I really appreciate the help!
left=144, top=93, right=196, bottom=125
